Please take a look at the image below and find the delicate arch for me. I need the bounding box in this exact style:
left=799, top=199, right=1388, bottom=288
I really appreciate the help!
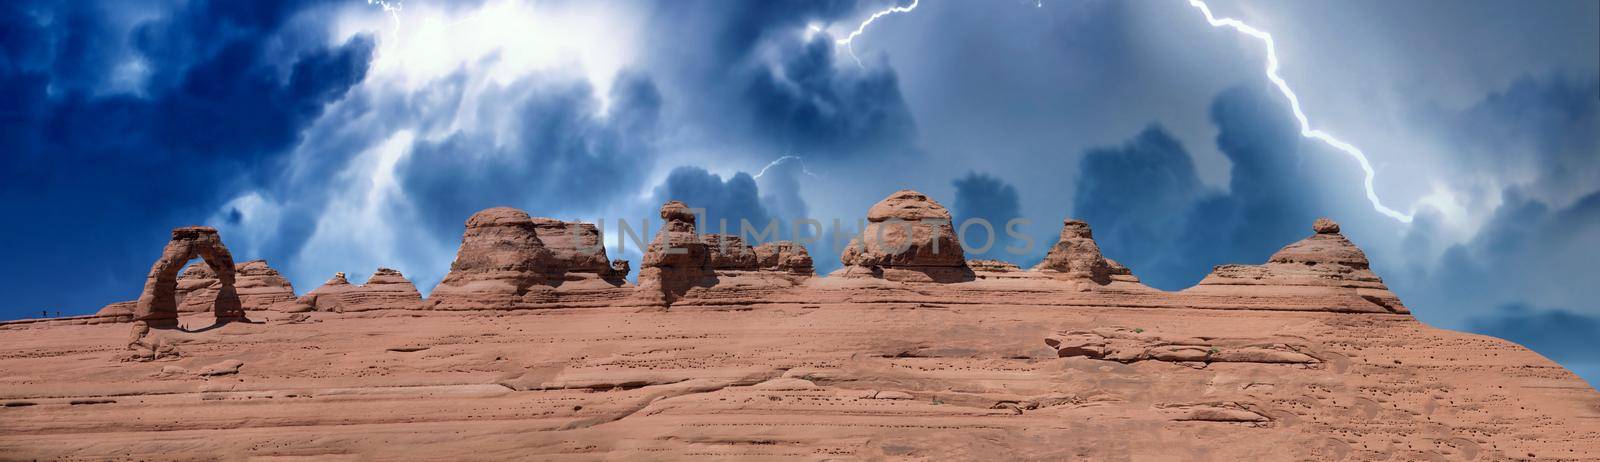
left=133, top=227, right=244, bottom=326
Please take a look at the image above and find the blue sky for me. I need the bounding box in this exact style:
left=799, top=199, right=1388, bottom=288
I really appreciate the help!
left=1, top=0, right=1595, bottom=384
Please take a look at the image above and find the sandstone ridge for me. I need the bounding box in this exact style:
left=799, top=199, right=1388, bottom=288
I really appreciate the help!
left=30, top=196, right=1431, bottom=321
left=1, top=191, right=1595, bottom=460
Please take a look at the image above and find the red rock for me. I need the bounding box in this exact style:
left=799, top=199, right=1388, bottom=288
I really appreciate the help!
left=969, top=259, right=1021, bottom=272
left=1183, top=218, right=1408, bottom=313
left=703, top=233, right=759, bottom=270
left=835, top=190, right=970, bottom=282
left=429, top=207, right=560, bottom=310
left=636, top=201, right=714, bottom=304
left=299, top=269, right=425, bottom=312
left=1, top=205, right=1597, bottom=460
left=167, top=260, right=299, bottom=313
left=753, top=241, right=814, bottom=274
left=1032, top=219, right=1139, bottom=285
left=530, top=218, right=619, bottom=280
left=234, top=261, right=299, bottom=309
left=133, top=226, right=244, bottom=326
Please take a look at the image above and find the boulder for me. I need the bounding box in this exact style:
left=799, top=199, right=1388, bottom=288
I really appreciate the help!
left=429, top=207, right=560, bottom=310
left=753, top=241, right=814, bottom=274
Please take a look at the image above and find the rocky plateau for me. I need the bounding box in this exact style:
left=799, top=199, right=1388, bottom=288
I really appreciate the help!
left=1, top=190, right=1596, bottom=460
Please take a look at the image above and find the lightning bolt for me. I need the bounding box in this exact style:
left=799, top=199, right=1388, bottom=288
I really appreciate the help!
left=368, top=0, right=403, bottom=37
left=834, top=0, right=1415, bottom=223
left=1185, top=0, right=1412, bottom=223
left=754, top=155, right=820, bottom=180
left=834, top=0, right=920, bottom=68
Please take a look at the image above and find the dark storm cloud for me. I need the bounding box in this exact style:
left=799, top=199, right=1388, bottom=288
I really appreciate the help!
left=1068, top=77, right=1600, bottom=383
left=642, top=0, right=920, bottom=162
left=706, top=0, right=858, bottom=60
left=398, top=71, right=663, bottom=241
left=1071, top=85, right=1332, bottom=290
left=951, top=172, right=1023, bottom=259
left=652, top=167, right=776, bottom=238
left=1071, top=125, right=1204, bottom=282
left=1403, top=189, right=1600, bottom=327
left=0, top=0, right=372, bottom=314
left=1420, top=74, right=1600, bottom=202
left=739, top=36, right=917, bottom=158
left=1386, top=75, right=1600, bottom=328
left=755, top=159, right=812, bottom=224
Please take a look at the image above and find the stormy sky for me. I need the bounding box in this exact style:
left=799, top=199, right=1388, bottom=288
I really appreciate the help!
left=1, top=0, right=1596, bottom=384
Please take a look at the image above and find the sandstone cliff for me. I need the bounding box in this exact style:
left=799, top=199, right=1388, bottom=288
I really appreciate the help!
left=0, top=194, right=1594, bottom=460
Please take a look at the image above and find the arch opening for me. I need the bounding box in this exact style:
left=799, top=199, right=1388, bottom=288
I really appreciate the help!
left=133, top=226, right=245, bottom=328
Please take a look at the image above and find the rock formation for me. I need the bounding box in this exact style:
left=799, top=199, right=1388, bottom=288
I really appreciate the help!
left=636, top=201, right=715, bottom=304
left=298, top=272, right=352, bottom=312
left=2, top=200, right=1598, bottom=460
left=93, top=301, right=137, bottom=320
left=298, top=269, right=425, bottom=312
left=1033, top=218, right=1139, bottom=285
left=1046, top=327, right=1320, bottom=365
left=167, top=260, right=299, bottom=312
left=531, top=218, right=625, bottom=284
left=703, top=233, right=759, bottom=270
left=968, top=259, right=1021, bottom=272
left=95, top=260, right=297, bottom=320
left=233, top=261, right=299, bottom=309
left=1182, top=217, right=1408, bottom=313
left=835, top=190, right=972, bottom=282
left=752, top=240, right=814, bottom=274
left=429, top=207, right=560, bottom=310
left=133, top=226, right=244, bottom=326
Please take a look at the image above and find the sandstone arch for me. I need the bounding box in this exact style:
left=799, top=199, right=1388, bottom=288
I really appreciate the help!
left=133, top=226, right=245, bottom=326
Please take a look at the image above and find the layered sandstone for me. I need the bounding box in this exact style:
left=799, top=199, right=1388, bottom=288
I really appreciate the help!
left=298, top=269, right=425, bottom=312
left=530, top=218, right=626, bottom=284
left=428, top=207, right=560, bottom=310
left=753, top=240, right=814, bottom=274
left=168, top=260, right=299, bottom=313
left=133, top=226, right=243, bottom=326
left=0, top=201, right=1596, bottom=460
left=635, top=201, right=715, bottom=304
left=2, top=272, right=1596, bottom=459
left=835, top=190, right=972, bottom=282
left=703, top=233, right=759, bottom=270
left=1033, top=219, right=1140, bottom=285
left=1182, top=218, right=1408, bottom=313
